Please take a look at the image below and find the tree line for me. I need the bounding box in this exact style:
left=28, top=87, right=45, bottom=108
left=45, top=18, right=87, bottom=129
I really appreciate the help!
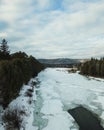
left=0, top=39, right=44, bottom=108
left=80, top=58, right=104, bottom=77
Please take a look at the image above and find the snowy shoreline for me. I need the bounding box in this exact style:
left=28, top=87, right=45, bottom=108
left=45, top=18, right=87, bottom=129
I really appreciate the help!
left=0, top=78, right=38, bottom=130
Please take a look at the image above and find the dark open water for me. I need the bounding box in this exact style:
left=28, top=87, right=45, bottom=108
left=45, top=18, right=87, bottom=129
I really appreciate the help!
left=68, top=106, right=104, bottom=130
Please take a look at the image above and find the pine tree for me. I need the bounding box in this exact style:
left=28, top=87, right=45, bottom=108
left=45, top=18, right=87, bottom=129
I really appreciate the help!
left=0, top=39, right=9, bottom=54
left=0, top=39, right=10, bottom=60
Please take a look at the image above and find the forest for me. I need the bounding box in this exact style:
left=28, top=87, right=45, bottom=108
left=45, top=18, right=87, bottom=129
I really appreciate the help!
left=0, top=39, right=44, bottom=108
left=80, top=58, right=104, bottom=77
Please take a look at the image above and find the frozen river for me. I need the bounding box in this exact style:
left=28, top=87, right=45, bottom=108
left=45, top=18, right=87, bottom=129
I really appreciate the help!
left=32, top=68, right=104, bottom=130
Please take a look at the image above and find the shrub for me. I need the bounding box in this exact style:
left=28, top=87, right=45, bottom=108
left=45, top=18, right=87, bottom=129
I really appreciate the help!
left=2, top=108, right=24, bottom=130
left=25, top=91, right=33, bottom=97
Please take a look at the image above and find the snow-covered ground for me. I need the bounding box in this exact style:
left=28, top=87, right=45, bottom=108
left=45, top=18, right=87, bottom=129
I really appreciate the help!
left=1, top=68, right=104, bottom=130
left=0, top=79, right=38, bottom=130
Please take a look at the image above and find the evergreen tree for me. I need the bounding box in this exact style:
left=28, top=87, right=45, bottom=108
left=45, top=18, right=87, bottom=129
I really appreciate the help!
left=0, top=39, right=9, bottom=54
left=0, top=39, right=10, bottom=60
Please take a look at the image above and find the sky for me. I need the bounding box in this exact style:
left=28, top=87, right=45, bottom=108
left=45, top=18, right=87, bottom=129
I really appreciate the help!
left=0, top=0, right=104, bottom=59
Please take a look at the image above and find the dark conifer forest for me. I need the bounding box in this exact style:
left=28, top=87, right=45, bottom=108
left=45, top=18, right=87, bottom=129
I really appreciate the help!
left=80, top=58, right=104, bottom=78
left=0, top=39, right=44, bottom=108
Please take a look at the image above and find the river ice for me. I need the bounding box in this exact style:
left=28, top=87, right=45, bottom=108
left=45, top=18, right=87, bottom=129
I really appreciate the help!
left=33, top=68, right=104, bottom=130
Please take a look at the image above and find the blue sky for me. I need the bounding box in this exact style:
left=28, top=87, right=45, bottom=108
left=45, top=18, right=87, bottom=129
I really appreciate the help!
left=0, top=0, right=104, bottom=59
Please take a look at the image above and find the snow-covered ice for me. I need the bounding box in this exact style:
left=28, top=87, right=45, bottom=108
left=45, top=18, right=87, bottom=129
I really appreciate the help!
left=35, top=68, right=104, bottom=130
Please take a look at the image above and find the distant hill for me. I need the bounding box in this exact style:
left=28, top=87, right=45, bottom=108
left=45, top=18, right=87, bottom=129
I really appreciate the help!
left=38, top=58, right=81, bottom=67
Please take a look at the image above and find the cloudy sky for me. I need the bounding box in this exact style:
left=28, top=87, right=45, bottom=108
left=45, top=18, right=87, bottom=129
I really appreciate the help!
left=0, top=0, right=104, bottom=59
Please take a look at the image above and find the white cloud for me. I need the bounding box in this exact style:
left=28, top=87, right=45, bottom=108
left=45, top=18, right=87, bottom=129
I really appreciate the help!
left=34, top=0, right=51, bottom=10
left=0, top=0, right=104, bottom=58
left=0, top=32, right=7, bottom=38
